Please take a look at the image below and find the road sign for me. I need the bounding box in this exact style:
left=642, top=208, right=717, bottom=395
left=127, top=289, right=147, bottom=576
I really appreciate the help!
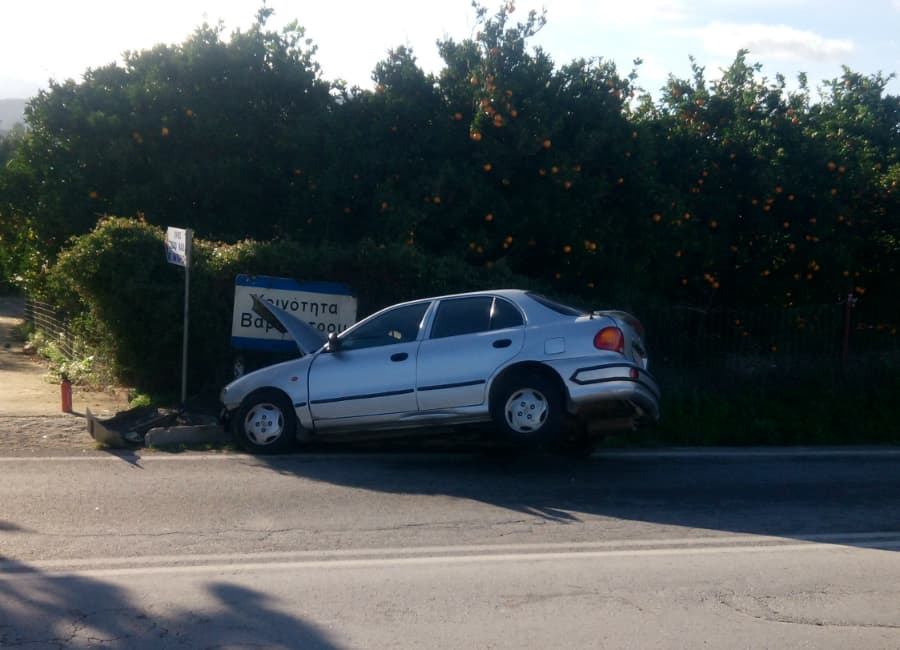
left=165, top=227, right=190, bottom=267
left=231, top=275, right=357, bottom=352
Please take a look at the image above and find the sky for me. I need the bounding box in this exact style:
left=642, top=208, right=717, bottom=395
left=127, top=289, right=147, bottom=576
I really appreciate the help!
left=1, top=0, right=898, bottom=101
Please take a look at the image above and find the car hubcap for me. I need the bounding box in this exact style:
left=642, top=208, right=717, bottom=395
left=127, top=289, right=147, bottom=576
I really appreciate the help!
left=504, top=388, right=549, bottom=434
left=243, top=403, right=285, bottom=445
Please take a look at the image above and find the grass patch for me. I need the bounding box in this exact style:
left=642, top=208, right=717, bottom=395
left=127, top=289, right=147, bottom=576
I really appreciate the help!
left=641, top=360, right=900, bottom=446
left=127, top=391, right=154, bottom=409
left=11, top=319, right=33, bottom=342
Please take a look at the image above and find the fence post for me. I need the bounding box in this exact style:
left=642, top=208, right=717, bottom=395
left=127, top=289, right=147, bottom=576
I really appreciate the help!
left=841, top=293, right=857, bottom=364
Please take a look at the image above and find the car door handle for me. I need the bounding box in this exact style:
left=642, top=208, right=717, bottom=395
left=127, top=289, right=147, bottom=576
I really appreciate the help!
left=390, top=352, right=409, bottom=362
left=492, top=339, right=512, bottom=348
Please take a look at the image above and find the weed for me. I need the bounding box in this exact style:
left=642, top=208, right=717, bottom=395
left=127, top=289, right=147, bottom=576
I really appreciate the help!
left=127, top=392, right=153, bottom=409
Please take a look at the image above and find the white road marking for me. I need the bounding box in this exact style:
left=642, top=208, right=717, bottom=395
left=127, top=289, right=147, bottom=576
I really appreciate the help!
left=0, top=453, right=246, bottom=462
left=595, top=447, right=900, bottom=458
left=2, top=446, right=900, bottom=463
left=3, top=532, right=899, bottom=579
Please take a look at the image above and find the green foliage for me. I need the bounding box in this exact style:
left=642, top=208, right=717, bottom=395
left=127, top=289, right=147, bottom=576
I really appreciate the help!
left=11, top=319, right=33, bottom=342
left=128, top=391, right=153, bottom=409
left=0, top=127, right=41, bottom=290
left=647, top=52, right=899, bottom=310
left=2, top=2, right=893, bottom=315
left=42, top=217, right=182, bottom=388
left=645, top=364, right=900, bottom=446
left=5, top=9, right=330, bottom=254
left=26, top=329, right=97, bottom=385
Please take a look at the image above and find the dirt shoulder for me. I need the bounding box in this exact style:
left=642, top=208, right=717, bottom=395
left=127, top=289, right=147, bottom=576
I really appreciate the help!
left=0, top=296, right=131, bottom=454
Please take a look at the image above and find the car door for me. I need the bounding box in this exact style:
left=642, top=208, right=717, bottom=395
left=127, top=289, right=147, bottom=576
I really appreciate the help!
left=416, top=296, right=525, bottom=411
left=308, top=301, right=430, bottom=426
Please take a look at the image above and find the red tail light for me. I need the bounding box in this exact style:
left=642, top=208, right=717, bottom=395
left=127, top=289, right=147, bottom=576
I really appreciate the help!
left=594, top=326, right=625, bottom=354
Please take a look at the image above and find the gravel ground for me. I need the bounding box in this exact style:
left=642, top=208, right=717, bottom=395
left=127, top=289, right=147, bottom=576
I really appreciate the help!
left=0, top=295, right=132, bottom=456
left=0, top=415, right=109, bottom=456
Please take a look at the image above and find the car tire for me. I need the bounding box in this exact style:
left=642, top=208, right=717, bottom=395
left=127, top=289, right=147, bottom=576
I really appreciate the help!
left=491, top=373, right=562, bottom=445
left=232, top=389, right=297, bottom=454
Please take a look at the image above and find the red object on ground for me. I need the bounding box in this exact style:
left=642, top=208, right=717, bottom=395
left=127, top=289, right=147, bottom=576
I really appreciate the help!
left=60, top=379, right=73, bottom=413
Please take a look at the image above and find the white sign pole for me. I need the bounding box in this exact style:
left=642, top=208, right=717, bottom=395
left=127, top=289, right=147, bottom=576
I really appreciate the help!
left=165, top=226, right=192, bottom=405
left=180, top=229, right=192, bottom=405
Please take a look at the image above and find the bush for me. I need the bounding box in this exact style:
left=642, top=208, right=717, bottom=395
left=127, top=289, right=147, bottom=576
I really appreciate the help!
left=45, top=218, right=183, bottom=390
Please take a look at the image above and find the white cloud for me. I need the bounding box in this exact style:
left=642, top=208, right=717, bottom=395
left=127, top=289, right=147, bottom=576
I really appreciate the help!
left=686, top=22, right=854, bottom=62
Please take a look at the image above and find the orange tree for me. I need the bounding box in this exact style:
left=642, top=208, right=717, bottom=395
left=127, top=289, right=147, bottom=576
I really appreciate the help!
left=1, top=0, right=897, bottom=323
left=305, top=45, right=458, bottom=248
left=0, top=126, right=39, bottom=288
left=636, top=52, right=899, bottom=311
left=808, top=69, right=900, bottom=305
left=7, top=7, right=331, bottom=254
left=423, top=2, right=651, bottom=305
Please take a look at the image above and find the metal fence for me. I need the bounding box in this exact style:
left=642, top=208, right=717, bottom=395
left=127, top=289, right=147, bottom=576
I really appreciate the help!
left=639, top=299, right=899, bottom=375
left=23, top=300, right=80, bottom=360
left=23, top=296, right=898, bottom=380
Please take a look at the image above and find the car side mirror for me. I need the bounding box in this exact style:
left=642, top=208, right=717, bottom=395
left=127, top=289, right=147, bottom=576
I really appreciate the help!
left=327, top=332, right=342, bottom=352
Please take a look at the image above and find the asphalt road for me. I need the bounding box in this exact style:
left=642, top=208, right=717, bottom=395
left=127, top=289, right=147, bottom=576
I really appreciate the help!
left=2, top=448, right=899, bottom=648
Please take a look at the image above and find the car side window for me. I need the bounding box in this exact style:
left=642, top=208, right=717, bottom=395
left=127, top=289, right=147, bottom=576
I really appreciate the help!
left=490, top=298, right=524, bottom=330
left=340, top=302, right=429, bottom=351
left=430, top=297, right=493, bottom=339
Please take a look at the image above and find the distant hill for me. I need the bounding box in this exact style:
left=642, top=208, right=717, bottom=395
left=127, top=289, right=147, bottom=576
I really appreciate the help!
left=0, top=99, right=27, bottom=133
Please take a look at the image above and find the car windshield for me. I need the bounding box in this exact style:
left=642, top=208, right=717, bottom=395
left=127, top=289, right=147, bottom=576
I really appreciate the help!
left=525, top=293, right=586, bottom=317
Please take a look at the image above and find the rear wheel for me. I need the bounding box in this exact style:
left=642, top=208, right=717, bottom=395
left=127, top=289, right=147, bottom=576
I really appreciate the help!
left=491, top=373, right=563, bottom=446
left=233, top=389, right=296, bottom=454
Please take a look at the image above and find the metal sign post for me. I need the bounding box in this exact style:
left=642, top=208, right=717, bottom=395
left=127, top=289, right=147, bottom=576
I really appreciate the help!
left=165, top=226, right=192, bottom=405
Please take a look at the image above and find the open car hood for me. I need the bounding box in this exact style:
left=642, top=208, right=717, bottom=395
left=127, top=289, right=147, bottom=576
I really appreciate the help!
left=251, top=294, right=328, bottom=355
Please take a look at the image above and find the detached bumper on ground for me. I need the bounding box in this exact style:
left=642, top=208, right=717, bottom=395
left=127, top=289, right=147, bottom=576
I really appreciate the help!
left=87, top=407, right=228, bottom=449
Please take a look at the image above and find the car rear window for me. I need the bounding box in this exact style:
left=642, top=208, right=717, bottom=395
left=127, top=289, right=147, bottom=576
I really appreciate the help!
left=490, top=298, right=524, bottom=329
left=526, top=292, right=585, bottom=317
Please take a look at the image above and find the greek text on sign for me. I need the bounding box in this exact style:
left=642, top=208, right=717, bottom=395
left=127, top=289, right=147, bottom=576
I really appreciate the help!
left=165, top=226, right=190, bottom=266
left=231, top=275, right=357, bottom=352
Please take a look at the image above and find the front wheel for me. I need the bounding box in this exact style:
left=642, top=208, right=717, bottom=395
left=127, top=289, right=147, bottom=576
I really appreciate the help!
left=232, top=389, right=297, bottom=454
left=491, top=373, right=563, bottom=445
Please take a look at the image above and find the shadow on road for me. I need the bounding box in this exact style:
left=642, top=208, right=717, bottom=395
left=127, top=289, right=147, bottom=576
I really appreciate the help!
left=0, top=553, right=341, bottom=649
left=248, top=445, right=900, bottom=552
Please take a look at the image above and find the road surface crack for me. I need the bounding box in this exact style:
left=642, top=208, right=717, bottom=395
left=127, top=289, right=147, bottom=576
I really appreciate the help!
left=716, top=590, right=900, bottom=630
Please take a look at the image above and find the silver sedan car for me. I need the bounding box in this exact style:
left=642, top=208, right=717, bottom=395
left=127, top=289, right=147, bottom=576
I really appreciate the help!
left=220, top=289, right=660, bottom=453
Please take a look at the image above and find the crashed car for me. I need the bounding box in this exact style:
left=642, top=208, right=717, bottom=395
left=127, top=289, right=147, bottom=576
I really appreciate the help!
left=220, top=290, right=660, bottom=453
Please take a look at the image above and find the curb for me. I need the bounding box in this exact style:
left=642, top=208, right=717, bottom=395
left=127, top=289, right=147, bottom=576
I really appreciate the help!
left=593, top=446, right=900, bottom=459
left=144, top=424, right=231, bottom=448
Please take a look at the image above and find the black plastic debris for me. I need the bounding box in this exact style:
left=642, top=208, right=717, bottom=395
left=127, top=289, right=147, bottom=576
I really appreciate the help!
left=86, top=406, right=179, bottom=448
